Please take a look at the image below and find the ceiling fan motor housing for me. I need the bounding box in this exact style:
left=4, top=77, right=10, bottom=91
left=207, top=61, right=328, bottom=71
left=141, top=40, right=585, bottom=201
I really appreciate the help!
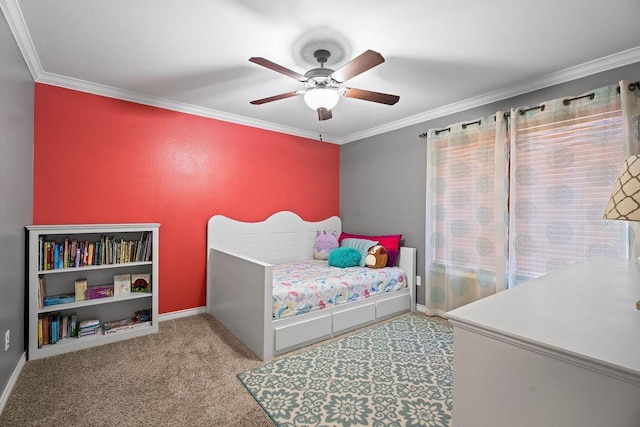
left=304, top=68, right=335, bottom=88
left=304, top=49, right=338, bottom=88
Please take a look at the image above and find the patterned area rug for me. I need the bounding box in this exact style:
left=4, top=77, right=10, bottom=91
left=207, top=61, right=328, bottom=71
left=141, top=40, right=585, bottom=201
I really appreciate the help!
left=237, top=314, right=453, bottom=427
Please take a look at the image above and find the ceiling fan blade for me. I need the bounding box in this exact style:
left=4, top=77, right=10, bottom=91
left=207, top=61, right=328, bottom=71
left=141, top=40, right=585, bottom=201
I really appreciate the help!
left=329, top=50, right=385, bottom=83
left=249, top=57, right=308, bottom=82
left=342, top=87, right=400, bottom=105
left=250, top=91, right=301, bottom=105
left=317, top=107, right=332, bottom=121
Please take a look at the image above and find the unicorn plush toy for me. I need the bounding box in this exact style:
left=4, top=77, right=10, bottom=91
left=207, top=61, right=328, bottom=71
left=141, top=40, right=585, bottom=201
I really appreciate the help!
left=313, top=230, right=339, bottom=260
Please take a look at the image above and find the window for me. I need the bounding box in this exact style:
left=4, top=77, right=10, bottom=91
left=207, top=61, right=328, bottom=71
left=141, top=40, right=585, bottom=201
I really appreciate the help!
left=509, top=96, right=628, bottom=285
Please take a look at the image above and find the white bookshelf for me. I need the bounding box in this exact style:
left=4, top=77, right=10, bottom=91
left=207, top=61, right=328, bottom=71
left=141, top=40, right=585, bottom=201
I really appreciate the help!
left=26, top=223, right=160, bottom=360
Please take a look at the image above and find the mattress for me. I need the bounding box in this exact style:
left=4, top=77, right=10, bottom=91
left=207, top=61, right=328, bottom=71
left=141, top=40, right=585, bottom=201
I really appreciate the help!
left=272, top=259, right=407, bottom=319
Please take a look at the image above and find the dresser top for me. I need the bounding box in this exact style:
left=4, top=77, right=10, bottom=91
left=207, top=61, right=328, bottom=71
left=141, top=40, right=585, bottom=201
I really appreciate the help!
left=448, top=257, right=640, bottom=378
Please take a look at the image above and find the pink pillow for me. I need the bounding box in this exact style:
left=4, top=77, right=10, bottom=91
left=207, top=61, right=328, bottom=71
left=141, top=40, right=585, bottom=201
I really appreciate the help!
left=338, top=232, right=402, bottom=267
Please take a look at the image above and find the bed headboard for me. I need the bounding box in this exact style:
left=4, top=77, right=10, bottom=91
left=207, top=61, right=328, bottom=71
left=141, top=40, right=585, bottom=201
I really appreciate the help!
left=207, top=211, right=342, bottom=264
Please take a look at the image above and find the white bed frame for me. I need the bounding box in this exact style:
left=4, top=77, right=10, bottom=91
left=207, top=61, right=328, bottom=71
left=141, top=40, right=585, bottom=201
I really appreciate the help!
left=206, top=211, right=416, bottom=361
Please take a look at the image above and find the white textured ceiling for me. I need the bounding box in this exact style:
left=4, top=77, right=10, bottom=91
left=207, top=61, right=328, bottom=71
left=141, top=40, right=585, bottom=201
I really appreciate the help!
left=3, top=0, right=640, bottom=143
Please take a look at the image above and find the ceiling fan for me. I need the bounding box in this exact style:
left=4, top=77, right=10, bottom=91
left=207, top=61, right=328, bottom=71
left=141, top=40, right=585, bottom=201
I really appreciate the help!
left=249, top=49, right=399, bottom=121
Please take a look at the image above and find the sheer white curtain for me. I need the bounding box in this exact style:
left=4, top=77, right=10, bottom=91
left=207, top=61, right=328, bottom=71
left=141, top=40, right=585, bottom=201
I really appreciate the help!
left=424, top=80, right=640, bottom=315
left=425, top=114, right=509, bottom=316
left=508, top=81, right=640, bottom=285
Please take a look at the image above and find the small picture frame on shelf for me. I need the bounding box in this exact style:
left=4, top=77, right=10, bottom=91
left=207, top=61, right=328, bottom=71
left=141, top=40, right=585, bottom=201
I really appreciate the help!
left=131, top=273, right=151, bottom=293
left=113, top=273, right=131, bottom=296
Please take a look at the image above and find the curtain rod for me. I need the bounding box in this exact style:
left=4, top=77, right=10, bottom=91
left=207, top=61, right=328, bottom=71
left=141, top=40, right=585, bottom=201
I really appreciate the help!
left=462, top=119, right=481, bottom=129
left=419, top=79, right=639, bottom=138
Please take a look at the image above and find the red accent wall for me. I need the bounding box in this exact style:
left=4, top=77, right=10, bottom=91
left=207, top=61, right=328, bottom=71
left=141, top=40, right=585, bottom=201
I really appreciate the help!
left=33, top=84, right=340, bottom=314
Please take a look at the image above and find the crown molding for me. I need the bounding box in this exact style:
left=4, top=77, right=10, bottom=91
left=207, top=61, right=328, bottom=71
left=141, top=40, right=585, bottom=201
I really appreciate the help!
left=37, top=70, right=341, bottom=144
left=340, top=46, right=640, bottom=144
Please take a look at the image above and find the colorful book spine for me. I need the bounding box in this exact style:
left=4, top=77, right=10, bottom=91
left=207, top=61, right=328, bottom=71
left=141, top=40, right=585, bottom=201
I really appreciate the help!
left=70, top=313, right=77, bottom=337
left=37, top=318, right=43, bottom=348
left=43, top=315, right=49, bottom=345
left=38, top=277, right=45, bottom=309
left=38, top=237, right=44, bottom=271
left=38, top=234, right=153, bottom=272
left=63, top=238, right=69, bottom=268
left=43, top=294, right=76, bottom=306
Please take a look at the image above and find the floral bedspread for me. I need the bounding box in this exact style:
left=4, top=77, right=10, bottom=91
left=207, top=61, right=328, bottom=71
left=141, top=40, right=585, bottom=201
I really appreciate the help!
left=272, top=260, right=407, bottom=319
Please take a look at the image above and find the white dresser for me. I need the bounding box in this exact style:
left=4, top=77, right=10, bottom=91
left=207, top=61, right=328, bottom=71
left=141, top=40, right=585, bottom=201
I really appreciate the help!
left=447, top=257, right=640, bottom=427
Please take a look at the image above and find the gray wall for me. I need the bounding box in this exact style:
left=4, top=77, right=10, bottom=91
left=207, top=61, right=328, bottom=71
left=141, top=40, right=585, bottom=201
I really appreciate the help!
left=0, top=8, right=34, bottom=399
left=341, top=61, right=640, bottom=306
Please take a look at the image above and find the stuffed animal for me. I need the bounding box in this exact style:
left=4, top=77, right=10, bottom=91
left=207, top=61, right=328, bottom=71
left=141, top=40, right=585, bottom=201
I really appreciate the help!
left=365, top=245, right=388, bottom=268
left=314, top=230, right=339, bottom=260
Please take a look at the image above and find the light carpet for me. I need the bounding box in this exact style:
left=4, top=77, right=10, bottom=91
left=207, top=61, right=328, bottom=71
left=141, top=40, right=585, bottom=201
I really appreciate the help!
left=0, top=314, right=273, bottom=426
left=238, top=314, right=453, bottom=427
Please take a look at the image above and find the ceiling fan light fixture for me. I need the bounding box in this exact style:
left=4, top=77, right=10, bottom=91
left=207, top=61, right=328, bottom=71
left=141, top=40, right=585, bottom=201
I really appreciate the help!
left=304, top=88, right=340, bottom=111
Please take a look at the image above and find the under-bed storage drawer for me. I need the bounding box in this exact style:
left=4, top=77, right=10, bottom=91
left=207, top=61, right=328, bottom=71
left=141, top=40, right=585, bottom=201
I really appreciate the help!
left=376, top=293, right=411, bottom=318
left=274, top=314, right=332, bottom=351
left=332, top=303, right=376, bottom=333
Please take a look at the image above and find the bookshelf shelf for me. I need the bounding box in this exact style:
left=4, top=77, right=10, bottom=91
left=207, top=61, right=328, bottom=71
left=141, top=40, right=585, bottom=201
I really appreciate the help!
left=26, top=223, right=160, bottom=360
left=38, top=261, right=152, bottom=275
left=38, top=292, right=152, bottom=314
left=33, top=324, right=153, bottom=359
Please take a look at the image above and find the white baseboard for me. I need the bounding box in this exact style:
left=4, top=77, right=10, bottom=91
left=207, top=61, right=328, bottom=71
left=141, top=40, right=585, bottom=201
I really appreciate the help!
left=415, top=304, right=451, bottom=320
left=0, top=352, right=26, bottom=416
left=158, top=306, right=206, bottom=322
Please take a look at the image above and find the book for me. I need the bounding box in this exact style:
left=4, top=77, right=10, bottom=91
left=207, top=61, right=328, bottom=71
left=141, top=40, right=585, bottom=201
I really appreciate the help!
left=131, top=273, right=151, bottom=293
left=75, top=278, right=87, bottom=301
left=42, top=315, right=49, bottom=345
left=82, top=240, right=89, bottom=266
left=50, top=313, right=59, bottom=343
left=56, top=243, right=64, bottom=269
left=88, top=243, right=95, bottom=266
left=113, top=273, right=131, bottom=296
left=78, top=318, right=100, bottom=338
left=37, top=318, right=43, bottom=348
left=86, top=284, right=114, bottom=299
left=78, top=317, right=100, bottom=338
left=78, top=328, right=98, bottom=337
left=70, top=313, right=77, bottom=337
left=43, top=293, right=76, bottom=306
left=143, top=232, right=152, bottom=261
left=62, top=316, right=68, bottom=339
left=103, top=317, right=135, bottom=330
left=63, top=238, right=69, bottom=268
left=104, top=320, right=151, bottom=335
left=53, top=243, right=60, bottom=269
left=38, top=276, right=46, bottom=309
left=45, top=241, right=52, bottom=270
left=38, top=236, right=44, bottom=271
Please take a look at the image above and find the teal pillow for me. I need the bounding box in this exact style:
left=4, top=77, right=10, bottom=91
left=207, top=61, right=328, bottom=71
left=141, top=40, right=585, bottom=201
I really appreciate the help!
left=340, top=238, right=379, bottom=267
left=328, top=247, right=361, bottom=268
